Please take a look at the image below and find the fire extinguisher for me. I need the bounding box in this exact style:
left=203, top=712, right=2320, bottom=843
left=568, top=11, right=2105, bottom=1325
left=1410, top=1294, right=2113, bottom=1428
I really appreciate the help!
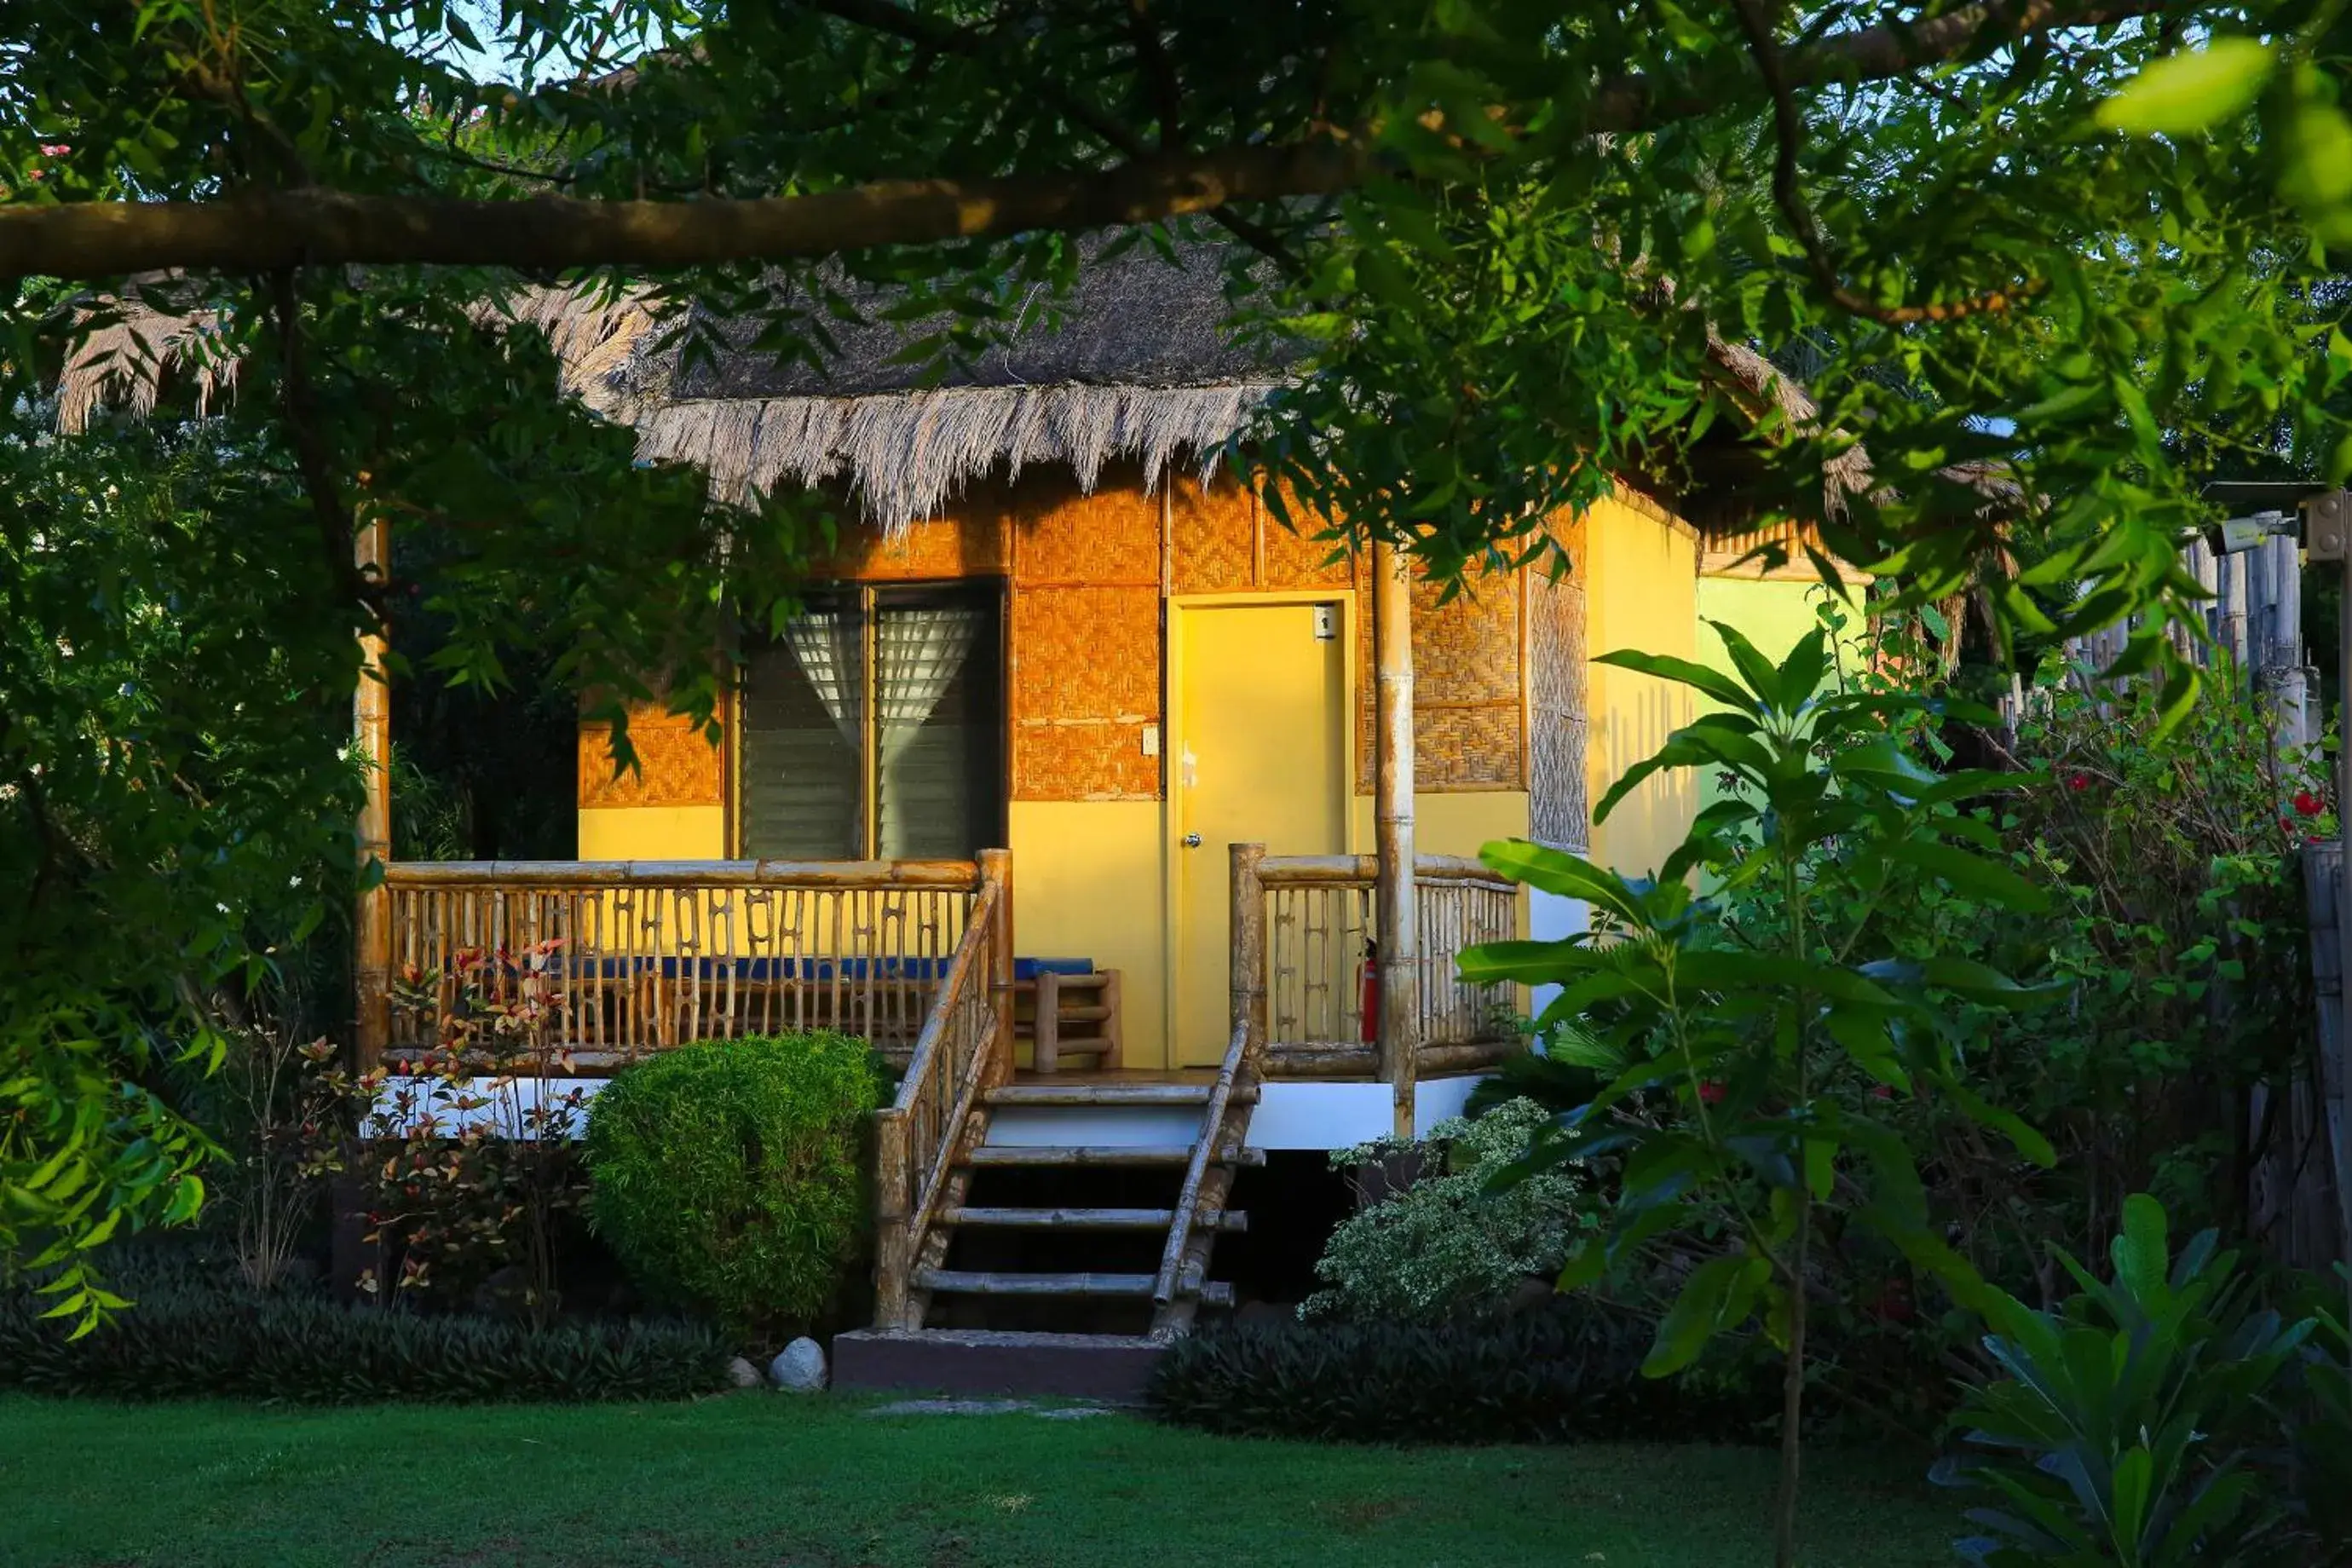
left=1358, top=942, right=1380, bottom=1045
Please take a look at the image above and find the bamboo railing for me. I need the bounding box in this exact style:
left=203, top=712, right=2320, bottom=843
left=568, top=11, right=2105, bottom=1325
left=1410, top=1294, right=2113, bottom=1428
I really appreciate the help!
left=1254, top=850, right=1520, bottom=1081
left=873, top=850, right=1015, bottom=1327
left=376, top=858, right=987, bottom=1069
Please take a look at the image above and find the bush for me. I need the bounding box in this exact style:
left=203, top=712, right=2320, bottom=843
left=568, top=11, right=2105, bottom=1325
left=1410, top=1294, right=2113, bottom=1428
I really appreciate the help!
left=582, top=1032, right=883, bottom=1343
left=1148, top=1301, right=1772, bottom=1445
left=1301, top=1097, right=1591, bottom=1323
left=1935, top=1195, right=2343, bottom=1566
left=0, top=1281, right=731, bottom=1404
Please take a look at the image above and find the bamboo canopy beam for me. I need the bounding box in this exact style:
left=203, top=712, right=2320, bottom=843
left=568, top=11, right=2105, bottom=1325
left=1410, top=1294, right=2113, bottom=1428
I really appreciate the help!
left=353, top=512, right=392, bottom=1073
left=1372, top=539, right=1418, bottom=1137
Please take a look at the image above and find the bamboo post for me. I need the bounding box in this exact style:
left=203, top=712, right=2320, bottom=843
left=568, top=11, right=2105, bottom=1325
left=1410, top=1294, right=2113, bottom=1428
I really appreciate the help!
left=1034, top=969, right=1062, bottom=1075
left=2309, top=489, right=2352, bottom=1306
left=354, top=510, right=392, bottom=1073
left=1373, top=539, right=1419, bottom=1138
left=873, top=1106, right=913, bottom=1327
left=1231, top=842, right=1267, bottom=1053
left=979, top=848, right=1015, bottom=1088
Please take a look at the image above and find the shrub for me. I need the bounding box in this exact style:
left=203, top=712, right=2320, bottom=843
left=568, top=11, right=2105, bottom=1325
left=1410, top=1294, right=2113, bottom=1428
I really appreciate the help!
left=1301, top=1096, right=1591, bottom=1323
left=1148, top=1302, right=1772, bottom=1445
left=0, top=1279, right=731, bottom=1403
left=583, top=1032, right=882, bottom=1343
left=1935, top=1195, right=2338, bottom=1566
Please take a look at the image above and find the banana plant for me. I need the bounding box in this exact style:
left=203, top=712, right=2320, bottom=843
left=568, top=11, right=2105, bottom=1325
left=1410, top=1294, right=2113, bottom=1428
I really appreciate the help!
left=1460, top=620, right=2061, bottom=1568
left=1940, top=1194, right=2317, bottom=1567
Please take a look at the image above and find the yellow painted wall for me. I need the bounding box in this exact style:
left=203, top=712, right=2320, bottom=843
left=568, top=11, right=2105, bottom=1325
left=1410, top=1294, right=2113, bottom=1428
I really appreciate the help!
left=1349, top=791, right=1530, bottom=862
left=1007, top=799, right=1169, bottom=1068
left=1586, top=496, right=1700, bottom=881
left=577, top=805, right=726, bottom=860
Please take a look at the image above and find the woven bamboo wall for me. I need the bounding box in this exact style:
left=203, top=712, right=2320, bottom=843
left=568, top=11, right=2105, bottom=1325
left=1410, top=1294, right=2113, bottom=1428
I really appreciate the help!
left=1010, top=471, right=1161, bottom=801
left=578, top=702, right=725, bottom=809
left=1350, top=562, right=1528, bottom=795
left=585, top=470, right=1566, bottom=813
left=1527, top=510, right=1591, bottom=850
left=814, top=491, right=1012, bottom=579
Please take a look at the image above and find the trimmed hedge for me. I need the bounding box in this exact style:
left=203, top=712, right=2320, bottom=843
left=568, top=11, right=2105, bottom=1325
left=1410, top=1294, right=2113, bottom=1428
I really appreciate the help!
left=0, top=1284, right=732, bottom=1404
left=583, top=1032, right=883, bottom=1341
left=1147, top=1305, right=1774, bottom=1445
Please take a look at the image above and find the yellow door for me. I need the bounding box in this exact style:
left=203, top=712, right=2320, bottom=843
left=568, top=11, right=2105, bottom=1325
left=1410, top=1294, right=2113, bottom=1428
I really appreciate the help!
left=1173, top=601, right=1347, bottom=1065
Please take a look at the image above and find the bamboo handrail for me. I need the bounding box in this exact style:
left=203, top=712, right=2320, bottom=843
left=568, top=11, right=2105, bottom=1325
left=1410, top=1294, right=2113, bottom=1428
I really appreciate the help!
left=894, top=884, right=1002, bottom=1235
left=1257, top=852, right=1513, bottom=887
left=889, top=880, right=999, bottom=1122
left=874, top=856, right=1012, bottom=1327
left=384, top=858, right=983, bottom=889
left=1151, top=1018, right=1250, bottom=1306
left=1253, top=845, right=1519, bottom=1069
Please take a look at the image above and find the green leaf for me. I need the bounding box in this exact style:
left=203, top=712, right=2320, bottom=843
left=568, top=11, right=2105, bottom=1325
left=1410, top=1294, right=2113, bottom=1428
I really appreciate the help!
left=1477, top=839, right=1646, bottom=925
left=1456, top=938, right=1575, bottom=986
left=1593, top=648, right=1755, bottom=710
left=2095, top=38, right=2274, bottom=136
left=1642, top=1253, right=1750, bottom=1376
left=1706, top=620, right=1785, bottom=713
left=2115, top=1192, right=2169, bottom=1302
left=1774, top=628, right=1829, bottom=708
left=1945, top=1081, right=2058, bottom=1169
left=1878, top=839, right=2051, bottom=913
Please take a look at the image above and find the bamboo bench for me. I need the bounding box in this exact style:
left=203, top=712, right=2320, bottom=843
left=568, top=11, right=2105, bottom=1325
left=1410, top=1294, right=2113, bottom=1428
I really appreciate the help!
left=1016, top=968, right=1122, bottom=1074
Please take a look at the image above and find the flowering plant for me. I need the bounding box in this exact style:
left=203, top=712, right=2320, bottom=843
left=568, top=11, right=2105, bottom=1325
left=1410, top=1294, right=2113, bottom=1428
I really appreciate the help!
left=314, top=940, right=589, bottom=1323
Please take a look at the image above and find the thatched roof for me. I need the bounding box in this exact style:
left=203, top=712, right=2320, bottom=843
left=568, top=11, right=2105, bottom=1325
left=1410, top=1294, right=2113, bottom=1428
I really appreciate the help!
left=55, top=293, right=237, bottom=433
left=51, top=245, right=1923, bottom=534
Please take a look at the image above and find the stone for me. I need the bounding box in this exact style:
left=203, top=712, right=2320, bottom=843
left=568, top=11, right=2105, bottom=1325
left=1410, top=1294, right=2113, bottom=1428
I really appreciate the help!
left=867, top=1398, right=1031, bottom=1417
left=769, top=1336, right=828, bottom=1392
left=726, top=1356, right=764, bottom=1390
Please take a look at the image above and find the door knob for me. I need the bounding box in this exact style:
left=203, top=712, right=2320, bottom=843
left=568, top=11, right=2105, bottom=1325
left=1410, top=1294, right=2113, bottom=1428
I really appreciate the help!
left=1182, top=833, right=1203, bottom=849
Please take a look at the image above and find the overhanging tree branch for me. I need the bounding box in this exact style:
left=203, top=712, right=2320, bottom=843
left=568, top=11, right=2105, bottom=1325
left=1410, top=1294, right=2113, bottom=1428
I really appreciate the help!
left=1731, top=0, right=2039, bottom=326
left=0, top=0, right=2165, bottom=282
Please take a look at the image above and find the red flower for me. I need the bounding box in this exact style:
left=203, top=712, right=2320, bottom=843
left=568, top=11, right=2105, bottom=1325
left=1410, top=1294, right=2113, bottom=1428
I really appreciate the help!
left=2294, top=790, right=2325, bottom=818
left=1698, top=1081, right=1727, bottom=1105
left=1871, top=1084, right=1895, bottom=1101
left=2066, top=773, right=2090, bottom=792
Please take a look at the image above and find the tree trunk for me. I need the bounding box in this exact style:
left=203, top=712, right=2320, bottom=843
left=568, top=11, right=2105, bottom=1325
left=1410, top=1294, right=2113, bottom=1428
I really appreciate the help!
left=1773, top=1191, right=1812, bottom=1568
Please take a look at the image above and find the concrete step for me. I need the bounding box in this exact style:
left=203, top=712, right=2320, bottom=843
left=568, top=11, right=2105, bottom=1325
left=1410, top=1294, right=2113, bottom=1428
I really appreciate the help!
left=834, top=1328, right=1164, bottom=1401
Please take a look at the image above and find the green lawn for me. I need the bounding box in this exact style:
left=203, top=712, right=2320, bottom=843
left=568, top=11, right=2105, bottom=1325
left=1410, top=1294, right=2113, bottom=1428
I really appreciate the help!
left=0, top=1393, right=1959, bottom=1568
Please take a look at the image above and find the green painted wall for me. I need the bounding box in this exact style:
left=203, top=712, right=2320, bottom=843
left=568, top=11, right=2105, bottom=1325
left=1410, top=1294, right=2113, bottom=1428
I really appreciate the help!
left=1692, top=575, right=1865, bottom=819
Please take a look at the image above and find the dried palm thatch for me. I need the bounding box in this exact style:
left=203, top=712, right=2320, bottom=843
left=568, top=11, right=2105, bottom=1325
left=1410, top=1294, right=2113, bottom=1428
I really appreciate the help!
left=55, top=295, right=237, bottom=434
left=49, top=246, right=1946, bottom=539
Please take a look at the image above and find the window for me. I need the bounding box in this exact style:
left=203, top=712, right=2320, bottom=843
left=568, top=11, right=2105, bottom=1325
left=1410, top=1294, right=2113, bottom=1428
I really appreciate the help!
left=737, top=585, right=1006, bottom=861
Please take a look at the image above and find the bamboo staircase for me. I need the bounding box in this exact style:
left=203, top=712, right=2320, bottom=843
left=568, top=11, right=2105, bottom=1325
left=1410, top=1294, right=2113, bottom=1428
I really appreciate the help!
left=839, top=1023, right=1262, bottom=1398
left=839, top=845, right=1271, bottom=1397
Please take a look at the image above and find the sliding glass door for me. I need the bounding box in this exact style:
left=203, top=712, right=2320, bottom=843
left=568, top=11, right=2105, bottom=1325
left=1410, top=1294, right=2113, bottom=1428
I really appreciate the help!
left=738, top=584, right=1005, bottom=862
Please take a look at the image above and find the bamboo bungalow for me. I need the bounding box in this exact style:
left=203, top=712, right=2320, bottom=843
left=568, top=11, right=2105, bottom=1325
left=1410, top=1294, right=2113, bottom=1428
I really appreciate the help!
left=58, top=244, right=1856, bottom=1391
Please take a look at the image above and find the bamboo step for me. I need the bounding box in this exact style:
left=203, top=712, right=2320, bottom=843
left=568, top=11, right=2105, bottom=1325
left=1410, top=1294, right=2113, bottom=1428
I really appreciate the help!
left=986, top=1081, right=1251, bottom=1108
left=965, top=1144, right=1265, bottom=1168
left=915, top=1268, right=1236, bottom=1305
left=942, top=1205, right=1248, bottom=1233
